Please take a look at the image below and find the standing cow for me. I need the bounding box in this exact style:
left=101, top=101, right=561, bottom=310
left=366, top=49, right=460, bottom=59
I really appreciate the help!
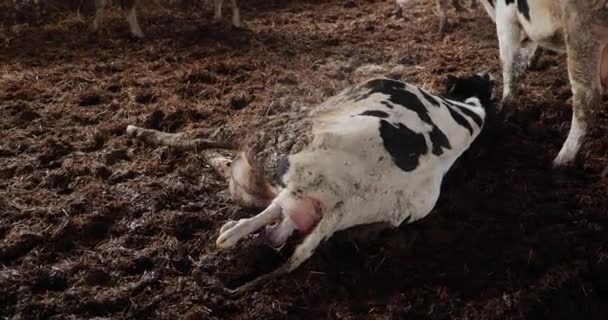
left=394, top=0, right=486, bottom=32
left=493, top=0, right=608, bottom=166
left=85, top=0, right=241, bottom=38
left=126, top=71, right=496, bottom=292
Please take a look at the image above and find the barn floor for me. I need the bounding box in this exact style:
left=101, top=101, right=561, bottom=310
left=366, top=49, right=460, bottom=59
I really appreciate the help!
left=1, top=0, right=608, bottom=319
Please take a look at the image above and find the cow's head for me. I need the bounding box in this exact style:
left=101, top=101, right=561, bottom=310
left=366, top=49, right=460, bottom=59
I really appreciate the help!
left=444, top=71, right=495, bottom=106
left=444, top=71, right=497, bottom=125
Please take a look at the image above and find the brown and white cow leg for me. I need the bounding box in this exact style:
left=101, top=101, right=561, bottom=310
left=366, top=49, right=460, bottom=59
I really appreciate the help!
left=230, top=0, right=240, bottom=27
left=124, top=3, right=144, bottom=38
left=553, top=41, right=603, bottom=166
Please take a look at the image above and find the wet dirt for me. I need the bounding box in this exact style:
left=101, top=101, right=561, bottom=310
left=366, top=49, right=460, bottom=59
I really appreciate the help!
left=1, top=0, right=608, bottom=319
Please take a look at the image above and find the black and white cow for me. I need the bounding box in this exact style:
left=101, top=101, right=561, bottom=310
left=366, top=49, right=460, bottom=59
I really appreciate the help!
left=493, top=0, right=608, bottom=166
left=127, top=72, right=496, bottom=292
left=86, top=0, right=240, bottom=38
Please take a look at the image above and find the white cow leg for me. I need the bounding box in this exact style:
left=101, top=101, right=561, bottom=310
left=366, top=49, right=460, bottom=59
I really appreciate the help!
left=213, top=0, right=223, bottom=22
left=230, top=0, right=240, bottom=27
left=496, top=7, right=523, bottom=108
left=125, top=5, right=144, bottom=38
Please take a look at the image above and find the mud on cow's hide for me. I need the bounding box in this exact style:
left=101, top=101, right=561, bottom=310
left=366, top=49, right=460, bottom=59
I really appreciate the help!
left=127, top=72, right=496, bottom=293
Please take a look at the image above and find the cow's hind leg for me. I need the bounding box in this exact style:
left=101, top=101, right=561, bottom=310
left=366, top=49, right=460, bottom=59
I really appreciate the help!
left=228, top=216, right=331, bottom=293
left=553, top=39, right=603, bottom=166
left=126, top=125, right=235, bottom=179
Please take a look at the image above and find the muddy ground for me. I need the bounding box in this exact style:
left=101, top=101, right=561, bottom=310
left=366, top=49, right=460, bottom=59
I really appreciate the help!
left=1, top=0, right=608, bottom=319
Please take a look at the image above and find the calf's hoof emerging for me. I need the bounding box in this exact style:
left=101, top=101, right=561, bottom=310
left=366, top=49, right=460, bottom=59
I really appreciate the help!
left=216, top=220, right=243, bottom=248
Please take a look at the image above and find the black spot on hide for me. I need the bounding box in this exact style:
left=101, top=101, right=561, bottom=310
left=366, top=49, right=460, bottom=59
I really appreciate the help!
left=517, top=0, right=530, bottom=21
left=379, top=120, right=428, bottom=172
left=357, top=110, right=390, bottom=118
left=446, top=106, right=474, bottom=135
left=360, top=79, right=453, bottom=156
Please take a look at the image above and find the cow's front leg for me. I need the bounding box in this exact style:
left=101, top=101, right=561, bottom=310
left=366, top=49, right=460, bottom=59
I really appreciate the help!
left=230, top=0, right=240, bottom=27
left=124, top=5, right=144, bottom=38
left=213, top=0, right=223, bottom=22
left=496, top=7, right=523, bottom=109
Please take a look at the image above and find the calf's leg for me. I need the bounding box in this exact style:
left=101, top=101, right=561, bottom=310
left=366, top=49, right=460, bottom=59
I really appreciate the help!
left=216, top=203, right=282, bottom=248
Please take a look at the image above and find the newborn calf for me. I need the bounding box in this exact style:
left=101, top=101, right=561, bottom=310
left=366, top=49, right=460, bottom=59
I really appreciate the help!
left=127, top=72, right=495, bottom=292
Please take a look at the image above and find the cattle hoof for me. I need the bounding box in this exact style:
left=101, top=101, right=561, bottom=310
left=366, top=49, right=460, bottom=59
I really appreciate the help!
left=500, top=108, right=516, bottom=123
left=130, top=33, right=145, bottom=40
left=552, top=153, right=576, bottom=168
left=232, top=18, right=241, bottom=28
left=87, top=32, right=100, bottom=43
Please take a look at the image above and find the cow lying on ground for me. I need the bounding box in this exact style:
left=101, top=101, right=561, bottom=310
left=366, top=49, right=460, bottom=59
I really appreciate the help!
left=127, top=72, right=496, bottom=292
left=84, top=0, right=240, bottom=38
left=493, top=0, right=608, bottom=166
